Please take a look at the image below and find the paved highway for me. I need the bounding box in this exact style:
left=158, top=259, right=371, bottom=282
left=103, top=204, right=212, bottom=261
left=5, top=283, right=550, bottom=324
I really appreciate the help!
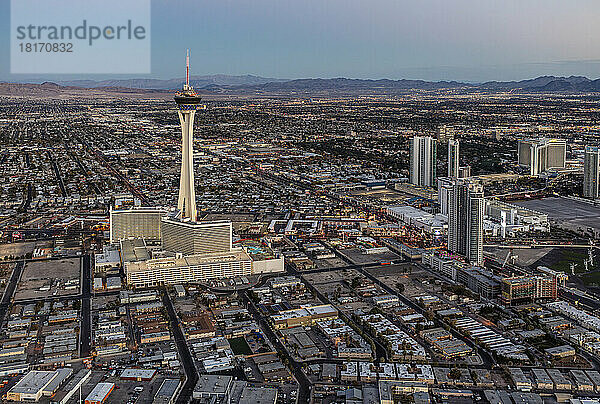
left=47, top=150, right=67, bottom=197
left=80, top=255, right=92, bottom=357
left=241, top=289, right=311, bottom=404
left=162, top=289, right=198, bottom=404
left=0, top=261, right=24, bottom=324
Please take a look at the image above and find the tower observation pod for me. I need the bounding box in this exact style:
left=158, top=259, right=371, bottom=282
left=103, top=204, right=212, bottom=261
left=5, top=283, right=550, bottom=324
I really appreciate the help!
left=174, top=50, right=203, bottom=221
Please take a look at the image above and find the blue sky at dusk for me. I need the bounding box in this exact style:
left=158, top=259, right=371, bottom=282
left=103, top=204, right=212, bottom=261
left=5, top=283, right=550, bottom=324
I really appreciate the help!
left=2, top=0, right=600, bottom=82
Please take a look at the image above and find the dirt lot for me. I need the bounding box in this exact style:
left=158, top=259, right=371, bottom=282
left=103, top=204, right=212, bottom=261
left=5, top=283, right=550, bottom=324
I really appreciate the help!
left=0, top=240, right=52, bottom=259
left=15, top=257, right=80, bottom=300
left=340, top=248, right=401, bottom=265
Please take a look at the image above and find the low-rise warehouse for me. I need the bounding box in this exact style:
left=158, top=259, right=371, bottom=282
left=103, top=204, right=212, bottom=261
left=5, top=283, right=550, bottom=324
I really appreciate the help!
left=7, top=368, right=72, bottom=402
left=85, top=382, right=114, bottom=404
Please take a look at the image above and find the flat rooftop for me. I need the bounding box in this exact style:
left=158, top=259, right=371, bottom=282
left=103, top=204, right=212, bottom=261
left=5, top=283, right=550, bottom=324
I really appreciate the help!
left=86, top=382, right=114, bottom=402
left=154, top=378, right=180, bottom=403
left=515, top=197, right=600, bottom=231
left=120, top=368, right=156, bottom=379
left=193, top=374, right=232, bottom=395
left=8, top=370, right=56, bottom=395
left=126, top=249, right=252, bottom=273
left=238, top=386, right=278, bottom=404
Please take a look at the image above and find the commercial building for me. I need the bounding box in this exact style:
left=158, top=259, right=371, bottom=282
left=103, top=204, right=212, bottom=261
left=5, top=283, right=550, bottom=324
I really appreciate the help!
left=509, top=368, right=533, bottom=391
left=453, top=317, right=527, bottom=361
left=501, top=274, right=558, bottom=306
left=448, top=139, right=459, bottom=178
left=238, top=386, right=278, bottom=404
left=94, top=246, right=121, bottom=272
left=421, top=251, right=456, bottom=280
left=271, top=304, right=338, bottom=329
left=532, top=368, right=554, bottom=390
left=546, top=345, right=576, bottom=359
left=456, top=266, right=502, bottom=299
left=109, top=207, right=166, bottom=242
left=269, top=276, right=301, bottom=289
left=7, top=369, right=72, bottom=402
left=585, top=370, right=600, bottom=392
left=126, top=249, right=253, bottom=288
left=120, top=368, right=156, bottom=381
left=537, top=266, right=568, bottom=287
left=437, top=125, right=454, bottom=142
left=518, top=138, right=566, bottom=176
left=447, top=179, right=484, bottom=265
left=192, top=375, right=233, bottom=401
left=85, top=382, right=114, bottom=404
left=386, top=205, right=447, bottom=236
left=124, top=239, right=283, bottom=287
left=546, top=369, right=571, bottom=391
left=153, top=379, right=181, bottom=404
left=410, top=136, right=437, bottom=188
left=161, top=218, right=232, bottom=256
left=570, top=369, right=594, bottom=392
left=485, top=199, right=549, bottom=236
left=584, top=146, right=600, bottom=199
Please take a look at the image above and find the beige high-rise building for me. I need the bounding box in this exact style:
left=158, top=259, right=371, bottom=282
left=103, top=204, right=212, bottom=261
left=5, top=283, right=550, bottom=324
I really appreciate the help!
left=437, top=125, right=454, bottom=142
left=161, top=218, right=232, bottom=256
left=109, top=207, right=167, bottom=243
left=518, top=138, right=566, bottom=175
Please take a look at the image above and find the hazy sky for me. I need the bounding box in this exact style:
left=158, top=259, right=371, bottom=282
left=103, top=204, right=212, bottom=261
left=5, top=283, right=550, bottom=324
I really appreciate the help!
left=2, top=0, right=600, bottom=82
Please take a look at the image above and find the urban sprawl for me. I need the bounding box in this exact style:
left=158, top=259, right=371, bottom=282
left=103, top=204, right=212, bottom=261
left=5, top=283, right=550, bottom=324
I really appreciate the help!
left=1, top=80, right=600, bottom=404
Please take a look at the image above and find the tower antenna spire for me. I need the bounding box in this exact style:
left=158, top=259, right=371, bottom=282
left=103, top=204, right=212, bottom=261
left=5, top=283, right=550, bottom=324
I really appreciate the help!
left=186, top=49, right=190, bottom=88
left=175, top=49, right=202, bottom=221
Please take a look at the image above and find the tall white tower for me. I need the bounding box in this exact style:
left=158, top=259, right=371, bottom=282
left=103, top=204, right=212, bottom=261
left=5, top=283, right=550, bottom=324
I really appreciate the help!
left=410, top=136, right=436, bottom=187
left=174, top=50, right=202, bottom=221
left=448, top=179, right=484, bottom=266
left=448, top=139, right=459, bottom=178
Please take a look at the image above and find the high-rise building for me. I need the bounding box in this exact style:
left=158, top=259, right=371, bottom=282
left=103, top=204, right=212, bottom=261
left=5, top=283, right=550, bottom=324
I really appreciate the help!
left=175, top=50, right=203, bottom=221
left=410, top=136, right=436, bottom=188
left=437, top=125, right=454, bottom=142
left=437, top=177, right=453, bottom=215
left=161, top=218, right=232, bottom=256
left=125, top=250, right=254, bottom=288
left=448, top=139, right=459, bottom=178
left=109, top=207, right=167, bottom=243
left=448, top=179, right=484, bottom=265
left=584, top=146, right=600, bottom=199
left=458, top=166, right=471, bottom=178
left=518, top=138, right=566, bottom=176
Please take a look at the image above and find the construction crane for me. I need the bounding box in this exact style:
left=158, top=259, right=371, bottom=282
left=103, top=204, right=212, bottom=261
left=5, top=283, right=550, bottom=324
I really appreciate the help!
left=501, top=248, right=518, bottom=269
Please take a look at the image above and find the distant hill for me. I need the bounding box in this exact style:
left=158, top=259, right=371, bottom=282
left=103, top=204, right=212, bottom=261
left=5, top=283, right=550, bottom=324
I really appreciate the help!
left=4, top=75, right=600, bottom=98
left=246, top=77, right=468, bottom=91
left=55, top=75, right=600, bottom=93
left=0, top=81, right=170, bottom=99
left=55, top=74, right=287, bottom=90
left=479, top=75, right=600, bottom=91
